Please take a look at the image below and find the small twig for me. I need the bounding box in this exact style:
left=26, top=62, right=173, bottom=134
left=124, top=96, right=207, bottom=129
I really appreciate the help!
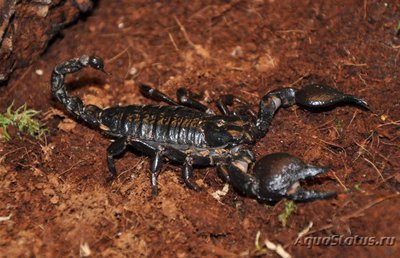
left=316, top=119, right=336, bottom=130
left=173, top=15, right=210, bottom=59
left=58, top=159, right=88, bottom=177
left=288, top=74, right=308, bottom=87
left=168, top=32, right=180, bottom=52
left=317, top=138, right=347, bottom=154
left=124, top=45, right=134, bottom=79
left=331, top=171, right=348, bottom=191
left=363, top=0, right=368, bottom=20
left=174, top=15, right=195, bottom=47
left=372, top=172, right=400, bottom=190
left=276, top=29, right=307, bottom=34
left=357, top=73, right=368, bottom=87
left=0, top=213, right=12, bottom=222
left=0, top=147, right=26, bottom=163
left=353, top=139, right=373, bottom=162
left=347, top=110, right=359, bottom=128
left=377, top=120, right=400, bottom=127
left=342, top=62, right=367, bottom=67
left=105, top=46, right=130, bottom=64
left=363, top=157, right=384, bottom=180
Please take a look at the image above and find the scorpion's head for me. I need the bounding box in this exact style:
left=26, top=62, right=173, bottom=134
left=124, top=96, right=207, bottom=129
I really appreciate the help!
left=99, top=107, right=124, bottom=136
left=203, top=117, right=255, bottom=148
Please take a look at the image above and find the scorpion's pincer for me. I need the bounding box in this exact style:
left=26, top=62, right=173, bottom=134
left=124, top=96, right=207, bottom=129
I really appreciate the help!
left=227, top=153, right=337, bottom=203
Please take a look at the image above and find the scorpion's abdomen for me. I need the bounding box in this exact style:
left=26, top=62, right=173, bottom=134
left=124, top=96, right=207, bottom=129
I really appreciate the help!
left=101, top=105, right=208, bottom=147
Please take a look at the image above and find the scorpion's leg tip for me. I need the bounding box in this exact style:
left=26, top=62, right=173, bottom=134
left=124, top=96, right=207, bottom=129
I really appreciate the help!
left=139, top=83, right=151, bottom=92
left=151, top=186, right=159, bottom=196
left=182, top=177, right=203, bottom=192
left=106, top=175, right=116, bottom=184
left=188, top=182, right=203, bottom=192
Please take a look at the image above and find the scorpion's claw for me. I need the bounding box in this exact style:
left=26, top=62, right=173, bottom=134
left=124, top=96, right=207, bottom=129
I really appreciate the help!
left=295, top=84, right=369, bottom=110
left=227, top=153, right=336, bottom=203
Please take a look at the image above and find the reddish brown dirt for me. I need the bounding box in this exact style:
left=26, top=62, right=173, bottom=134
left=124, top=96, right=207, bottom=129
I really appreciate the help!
left=1, top=1, right=399, bottom=257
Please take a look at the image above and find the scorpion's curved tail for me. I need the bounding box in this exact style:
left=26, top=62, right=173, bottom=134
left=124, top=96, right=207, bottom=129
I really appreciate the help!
left=255, top=84, right=369, bottom=139
left=51, top=55, right=106, bottom=127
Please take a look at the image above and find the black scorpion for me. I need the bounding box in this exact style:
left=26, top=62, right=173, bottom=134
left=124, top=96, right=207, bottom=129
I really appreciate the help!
left=51, top=55, right=368, bottom=202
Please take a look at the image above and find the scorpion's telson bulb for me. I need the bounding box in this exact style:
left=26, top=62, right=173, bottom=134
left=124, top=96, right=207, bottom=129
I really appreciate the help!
left=88, top=55, right=105, bottom=72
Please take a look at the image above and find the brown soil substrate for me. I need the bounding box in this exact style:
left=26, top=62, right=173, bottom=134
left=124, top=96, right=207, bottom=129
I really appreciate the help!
left=0, top=1, right=399, bottom=257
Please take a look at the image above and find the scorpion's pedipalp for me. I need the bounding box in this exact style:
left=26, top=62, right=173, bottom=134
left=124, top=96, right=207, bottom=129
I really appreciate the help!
left=252, top=153, right=336, bottom=202
left=217, top=149, right=260, bottom=199
left=223, top=160, right=260, bottom=199
left=224, top=153, right=337, bottom=203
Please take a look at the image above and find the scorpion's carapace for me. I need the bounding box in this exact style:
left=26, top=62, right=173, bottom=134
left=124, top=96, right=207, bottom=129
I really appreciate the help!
left=51, top=55, right=368, bottom=202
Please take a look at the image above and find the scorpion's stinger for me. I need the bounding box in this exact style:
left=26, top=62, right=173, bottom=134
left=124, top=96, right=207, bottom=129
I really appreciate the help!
left=51, top=55, right=134, bottom=184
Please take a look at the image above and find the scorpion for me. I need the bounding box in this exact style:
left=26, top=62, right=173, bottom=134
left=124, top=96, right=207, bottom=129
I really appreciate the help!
left=51, top=55, right=368, bottom=202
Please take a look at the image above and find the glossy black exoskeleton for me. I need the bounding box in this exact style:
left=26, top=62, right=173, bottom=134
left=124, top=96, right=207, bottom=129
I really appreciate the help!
left=51, top=55, right=368, bottom=202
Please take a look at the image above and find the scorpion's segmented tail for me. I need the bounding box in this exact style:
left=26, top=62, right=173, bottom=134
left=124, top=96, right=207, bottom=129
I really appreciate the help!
left=255, top=84, right=368, bottom=139
left=255, top=87, right=298, bottom=139
left=51, top=55, right=106, bottom=127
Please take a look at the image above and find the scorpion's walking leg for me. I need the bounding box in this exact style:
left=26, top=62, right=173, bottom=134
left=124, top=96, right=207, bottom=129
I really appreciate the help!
left=216, top=95, right=233, bottom=115
left=140, top=84, right=214, bottom=113
left=182, top=156, right=202, bottom=192
left=217, top=94, right=257, bottom=118
left=150, top=150, right=164, bottom=196
left=176, top=88, right=214, bottom=114
left=217, top=165, right=230, bottom=183
left=107, top=137, right=128, bottom=181
left=139, top=84, right=179, bottom=105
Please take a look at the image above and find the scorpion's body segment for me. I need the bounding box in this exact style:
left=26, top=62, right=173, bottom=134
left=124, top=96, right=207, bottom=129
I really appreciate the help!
left=102, top=105, right=208, bottom=146
left=101, top=105, right=250, bottom=148
left=52, top=55, right=369, bottom=202
left=100, top=104, right=255, bottom=167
